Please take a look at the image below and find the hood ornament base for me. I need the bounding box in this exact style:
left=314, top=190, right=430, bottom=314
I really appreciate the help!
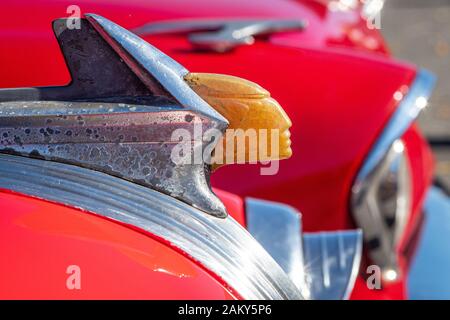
left=0, top=15, right=228, bottom=217
left=0, top=14, right=294, bottom=218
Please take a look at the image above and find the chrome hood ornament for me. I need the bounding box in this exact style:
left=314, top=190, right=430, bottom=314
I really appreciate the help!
left=134, top=18, right=306, bottom=52
left=0, top=14, right=229, bottom=217
left=0, top=14, right=295, bottom=218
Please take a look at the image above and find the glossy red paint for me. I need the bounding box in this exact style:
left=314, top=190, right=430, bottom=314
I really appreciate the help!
left=398, top=125, right=434, bottom=274
left=0, top=0, right=433, bottom=300
left=350, top=276, right=406, bottom=300
left=0, top=0, right=387, bottom=88
left=0, top=190, right=237, bottom=299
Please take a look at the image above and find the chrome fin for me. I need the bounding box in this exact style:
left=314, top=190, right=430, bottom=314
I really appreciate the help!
left=0, top=15, right=229, bottom=217
left=0, top=153, right=303, bottom=300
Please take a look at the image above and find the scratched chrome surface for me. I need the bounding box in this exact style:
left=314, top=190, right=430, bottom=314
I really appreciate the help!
left=0, top=14, right=229, bottom=218
left=0, top=153, right=303, bottom=300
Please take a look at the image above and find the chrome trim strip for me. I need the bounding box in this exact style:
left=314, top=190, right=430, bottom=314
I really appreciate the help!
left=354, top=69, right=436, bottom=187
left=0, top=154, right=303, bottom=300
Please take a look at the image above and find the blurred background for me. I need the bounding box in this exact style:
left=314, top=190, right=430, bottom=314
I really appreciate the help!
left=382, top=0, right=450, bottom=189
left=383, top=0, right=450, bottom=299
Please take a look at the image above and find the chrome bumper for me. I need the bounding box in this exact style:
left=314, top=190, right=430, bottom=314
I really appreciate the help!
left=246, top=198, right=362, bottom=300
left=408, top=186, right=450, bottom=299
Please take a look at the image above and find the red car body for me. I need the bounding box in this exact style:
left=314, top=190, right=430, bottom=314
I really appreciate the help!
left=0, top=0, right=435, bottom=299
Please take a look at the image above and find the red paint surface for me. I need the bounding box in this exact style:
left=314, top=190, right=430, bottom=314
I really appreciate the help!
left=0, top=191, right=236, bottom=299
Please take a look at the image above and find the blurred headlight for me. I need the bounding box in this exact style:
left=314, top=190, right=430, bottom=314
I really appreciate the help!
left=351, top=69, right=436, bottom=283
left=352, top=139, right=411, bottom=281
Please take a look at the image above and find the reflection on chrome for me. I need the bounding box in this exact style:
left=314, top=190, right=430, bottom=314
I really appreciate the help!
left=0, top=153, right=303, bottom=300
left=246, top=198, right=362, bottom=300
left=0, top=14, right=230, bottom=218
left=362, top=0, right=385, bottom=19
left=134, top=19, right=306, bottom=52
left=352, top=69, right=436, bottom=282
left=416, top=96, right=429, bottom=110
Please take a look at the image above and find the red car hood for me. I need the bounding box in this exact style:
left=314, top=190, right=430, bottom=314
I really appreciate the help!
left=1, top=0, right=388, bottom=86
